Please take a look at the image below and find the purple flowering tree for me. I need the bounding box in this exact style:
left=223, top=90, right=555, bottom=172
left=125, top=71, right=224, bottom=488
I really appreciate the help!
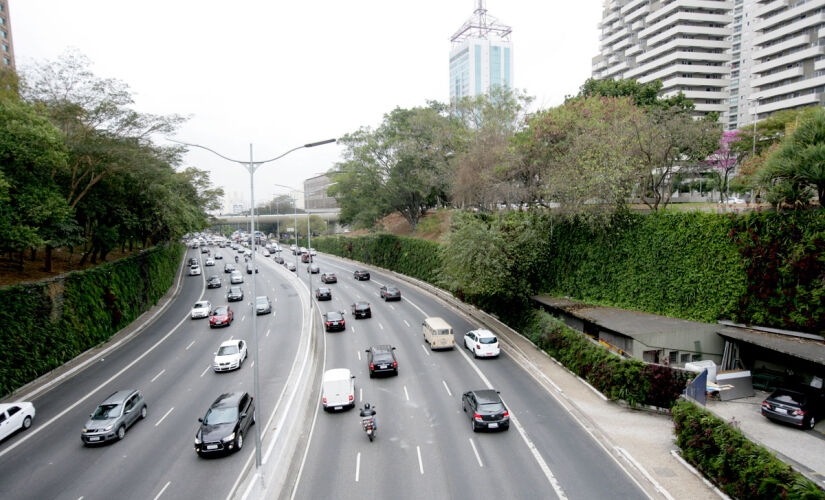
left=705, top=130, right=742, bottom=202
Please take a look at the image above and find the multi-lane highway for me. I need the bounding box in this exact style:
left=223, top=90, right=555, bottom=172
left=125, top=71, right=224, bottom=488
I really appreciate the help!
left=0, top=243, right=650, bottom=500
left=289, top=253, right=648, bottom=500
left=0, top=245, right=307, bottom=500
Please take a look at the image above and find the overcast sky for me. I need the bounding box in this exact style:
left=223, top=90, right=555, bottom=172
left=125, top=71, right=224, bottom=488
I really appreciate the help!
left=11, top=0, right=601, bottom=211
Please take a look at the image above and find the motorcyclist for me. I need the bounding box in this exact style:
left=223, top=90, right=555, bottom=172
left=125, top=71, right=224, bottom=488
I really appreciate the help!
left=360, top=402, right=377, bottom=431
left=234, top=255, right=239, bottom=263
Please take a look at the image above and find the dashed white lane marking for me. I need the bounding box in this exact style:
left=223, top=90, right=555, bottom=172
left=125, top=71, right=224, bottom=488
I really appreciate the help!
left=421, top=345, right=430, bottom=356
left=469, top=438, right=484, bottom=467
left=200, top=365, right=210, bottom=377
left=249, top=361, right=254, bottom=368
left=388, top=304, right=395, bottom=310
left=266, top=328, right=271, bottom=337
left=442, top=380, right=452, bottom=397
left=416, top=446, right=424, bottom=475
left=357, top=351, right=361, bottom=361
left=155, top=407, right=174, bottom=427
left=404, top=320, right=410, bottom=328
left=404, top=385, right=410, bottom=401
left=355, top=452, right=361, bottom=482
left=153, top=481, right=171, bottom=500
left=359, top=387, right=363, bottom=403
left=151, top=369, right=165, bottom=383
left=185, top=340, right=196, bottom=350
left=352, top=326, right=356, bottom=333
left=378, top=322, right=384, bottom=330
left=241, top=315, right=245, bottom=322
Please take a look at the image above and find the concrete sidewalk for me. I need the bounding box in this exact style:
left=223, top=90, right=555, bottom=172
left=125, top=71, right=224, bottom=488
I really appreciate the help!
left=324, top=254, right=722, bottom=500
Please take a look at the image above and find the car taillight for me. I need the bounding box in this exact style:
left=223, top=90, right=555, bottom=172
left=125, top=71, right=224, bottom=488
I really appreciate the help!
left=473, top=413, right=482, bottom=420
left=476, top=344, right=481, bottom=350
left=323, top=397, right=327, bottom=404
left=349, top=395, right=354, bottom=401
left=502, top=411, right=509, bottom=418
left=393, top=361, right=397, bottom=368
left=326, top=322, right=331, bottom=326
left=370, top=363, right=374, bottom=370
left=792, top=410, right=806, bottom=416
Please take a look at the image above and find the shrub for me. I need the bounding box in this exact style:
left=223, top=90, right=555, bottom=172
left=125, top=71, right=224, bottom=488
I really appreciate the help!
left=673, top=400, right=824, bottom=499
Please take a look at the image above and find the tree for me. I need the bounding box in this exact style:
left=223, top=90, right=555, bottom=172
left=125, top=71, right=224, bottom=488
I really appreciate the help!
left=450, top=87, right=533, bottom=210
left=515, top=96, right=646, bottom=220
left=577, top=78, right=694, bottom=112
left=761, top=108, right=825, bottom=209
left=705, top=131, right=743, bottom=202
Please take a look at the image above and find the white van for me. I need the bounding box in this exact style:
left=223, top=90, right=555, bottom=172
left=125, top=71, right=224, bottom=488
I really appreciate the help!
left=422, top=317, right=455, bottom=350
left=321, top=368, right=355, bottom=411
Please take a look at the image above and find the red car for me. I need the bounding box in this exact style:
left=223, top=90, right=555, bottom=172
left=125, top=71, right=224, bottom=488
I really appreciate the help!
left=209, top=305, right=234, bottom=328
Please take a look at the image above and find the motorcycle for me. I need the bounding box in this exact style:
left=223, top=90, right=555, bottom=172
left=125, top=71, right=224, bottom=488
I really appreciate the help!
left=234, top=255, right=239, bottom=263
left=361, top=416, right=376, bottom=442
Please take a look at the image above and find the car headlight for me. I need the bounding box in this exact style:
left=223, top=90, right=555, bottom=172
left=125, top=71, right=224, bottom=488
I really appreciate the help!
left=103, top=425, right=114, bottom=432
left=221, top=432, right=235, bottom=443
left=82, top=428, right=88, bottom=433
left=194, top=435, right=202, bottom=445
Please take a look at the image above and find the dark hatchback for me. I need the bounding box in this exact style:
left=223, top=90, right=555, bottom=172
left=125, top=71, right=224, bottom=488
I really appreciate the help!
left=380, top=285, right=401, bottom=301
left=321, top=273, right=337, bottom=284
left=462, top=389, right=510, bottom=432
left=207, top=275, right=222, bottom=289
left=351, top=301, right=371, bottom=319
left=226, top=286, right=244, bottom=302
left=316, top=287, right=332, bottom=301
left=762, top=385, right=824, bottom=430
left=324, top=311, right=346, bottom=332
left=353, top=270, right=370, bottom=281
left=366, top=345, right=397, bottom=377
left=194, top=392, right=255, bottom=456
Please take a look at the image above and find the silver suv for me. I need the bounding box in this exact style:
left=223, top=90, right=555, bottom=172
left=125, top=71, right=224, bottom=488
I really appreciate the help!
left=81, top=390, right=147, bottom=445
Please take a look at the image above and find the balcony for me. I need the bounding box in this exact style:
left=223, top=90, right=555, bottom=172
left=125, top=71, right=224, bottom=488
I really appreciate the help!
left=752, top=46, right=825, bottom=74
left=755, top=0, right=789, bottom=18
left=757, top=0, right=825, bottom=31
left=637, top=38, right=730, bottom=63
left=750, top=66, right=805, bottom=88
left=646, top=0, right=734, bottom=25
left=754, top=13, right=825, bottom=45
left=752, top=33, right=811, bottom=60
left=757, top=92, right=822, bottom=113
left=648, top=25, right=732, bottom=47
left=639, top=12, right=732, bottom=40
left=751, top=74, right=825, bottom=101
left=657, top=76, right=731, bottom=88
left=626, top=51, right=730, bottom=79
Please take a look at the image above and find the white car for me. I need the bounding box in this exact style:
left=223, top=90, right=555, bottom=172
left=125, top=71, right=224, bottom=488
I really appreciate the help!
left=261, top=249, right=270, bottom=257
left=204, top=258, right=215, bottom=266
left=463, top=329, right=500, bottom=358
left=0, top=402, right=35, bottom=442
left=310, top=248, right=317, bottom=256
left=189, top=264, right=201, bottom=276
left=213, top=340, right=248, bottom=372
left=230, top=271, right=244, bottom=284
left=191, top=300, right=212, bottom=319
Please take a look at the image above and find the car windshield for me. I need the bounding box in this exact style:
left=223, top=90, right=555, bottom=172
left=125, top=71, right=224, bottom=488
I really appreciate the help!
left=478, top=402, right=504, bottom=413
left=256, top=297, right=268, bottom=304
left=374, top=353, right=393, bottom=362
left=327, top=313, right=342, bottom=320
left=217, top=345, right=239, bottom=356
left=213, top=307, right=228, bottom=315
left=356, top=304, right=368, bottom=310
left=203, top=406, right=238, bottom=425
left=387, top=288, right=398, bottom=293
left=480, top=337, right=498, bottom=344
left=92, top=404, right=120, bottom=420
left=195, top=302, right=208, bottom=308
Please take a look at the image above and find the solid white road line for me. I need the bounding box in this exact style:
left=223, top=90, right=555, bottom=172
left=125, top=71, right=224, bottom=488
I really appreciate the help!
left=153, top=481, right=171, bottom=500
left=404, top=320, right=410, bottom=328
left=421, top=345, right=430, bottom=356
left=355, top=452, right=361, bottom=482
left=200, top=365, right=210, bottom=377
left=150, top=369, right=166, bottom=383
left=155, top=407, right=174, bottom=427
left=469, top=438, right=484, bottom=467
left=185, top=340, right=195, bottom=350
left=404, top=385, right=410, bottom=401
left=442, top=380, right=452, bottom=397
left=416, top=446, right=424, bottom=475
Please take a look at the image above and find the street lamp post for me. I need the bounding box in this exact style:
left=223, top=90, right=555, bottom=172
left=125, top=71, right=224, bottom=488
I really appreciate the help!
left=168, top=137, right=334, bottom=474
left=273, top=183, right=313, bottom=308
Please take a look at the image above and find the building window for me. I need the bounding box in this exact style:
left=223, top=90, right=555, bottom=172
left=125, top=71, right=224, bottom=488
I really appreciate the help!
left=680, top=353, right=693, bottom=363
left=2, top=44, right=7, bottom=52
left=3, top=57, right=9, bottom=65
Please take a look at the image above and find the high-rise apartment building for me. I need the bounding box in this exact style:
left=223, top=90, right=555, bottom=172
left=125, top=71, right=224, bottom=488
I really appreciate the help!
left=593, top=0, right=825, bottom=130
left=592, top=0, right=732, bottom=119
left=449, top=1, right=513, bottom=101
left=303, top=174, right=338, bottom=211
left=0, top=0, right=14, bottom=70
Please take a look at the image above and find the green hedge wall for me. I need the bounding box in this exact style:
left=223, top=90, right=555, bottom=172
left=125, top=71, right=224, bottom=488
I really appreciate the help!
left=673, top=400, right=824, bottom=499
left=313, top=234, right=443, bottom=284
left=0, top=243, right=184, bottom=397
left=522, top=311, right=690, bottom=407
left=540, top=211, right=747, bottom=323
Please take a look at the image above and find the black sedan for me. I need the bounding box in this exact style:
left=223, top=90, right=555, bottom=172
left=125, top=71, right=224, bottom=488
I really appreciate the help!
left=462, top=389, right=510, bottom=432
left=351, top=301, right=371, bottom=319
left=321, top=273, right=337, bottom=284
left=380, top=285, right=401, bottom=301
left=194, top=392, right=255, bottom=456
left=323, top=311, right=346, bottom=332
left=353, top=270, right=370, bottom=281
left=274, top=256, right=285, bottom=264
left=207, top=275, right=222, bottom=289
left=762, top=385, right=824, bottom=429
left=316, top=287, right=332, bottom=301
left=366, top=345, right=397, bottom=377
left=226, top=286, right=244, bottom=302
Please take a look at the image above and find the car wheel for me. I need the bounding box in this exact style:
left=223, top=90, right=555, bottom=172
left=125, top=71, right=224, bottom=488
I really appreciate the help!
left=473, top=349, right=478, bottom=359
left=236, top=431, right=243, bottom=451
left=117, top=425, right=126, bottom=440
left=22, top=416, right=32, bottom=430
left=369, top=372, right=375, bottom=379
left=140, top=406, right=147, bottom=419
left=251, top=413, right=256, bottom=425
left=808, top=417, right=816, bottom=430
left=471, top=419, right=478, bottom=432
